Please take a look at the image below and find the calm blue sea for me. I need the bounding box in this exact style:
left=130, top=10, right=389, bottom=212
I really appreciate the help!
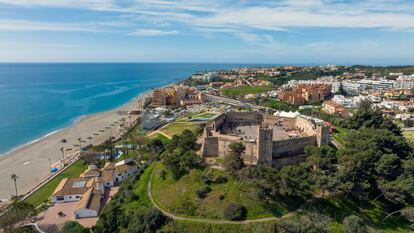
left=0, top=63, right=242, bottom=155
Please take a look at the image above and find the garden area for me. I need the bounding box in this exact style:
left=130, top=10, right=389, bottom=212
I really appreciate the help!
left=24, top=160, right=88, bottom=207
left=221, top=85, right=273, bottom=97
left=151, top=163, right=297, bottom=220
left=159, top=122, right=202, bottom=138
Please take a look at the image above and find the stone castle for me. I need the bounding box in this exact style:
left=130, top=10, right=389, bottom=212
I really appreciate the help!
left=201, top=111, right=330, bottom=168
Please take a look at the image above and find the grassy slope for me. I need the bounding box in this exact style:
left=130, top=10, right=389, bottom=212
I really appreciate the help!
left=332, top=126, right=347, bottom=145
left=24, top=160, right=87, bottom=207
left=151, top=163, right=299, bottom=220
left=308, top=196, right=414, bottom=233
left=222, top=85, right=273, bottom=96
left=160, top=122, right=202, bottom=137
left=123, top=162, right=155, bottom=215
left=164, top=220, right=277, bottom=233
left=147, top=132, right=171, bottom=143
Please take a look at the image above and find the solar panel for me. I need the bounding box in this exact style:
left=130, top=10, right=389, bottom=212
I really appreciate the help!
left=72, top=181, right=86, bottom=188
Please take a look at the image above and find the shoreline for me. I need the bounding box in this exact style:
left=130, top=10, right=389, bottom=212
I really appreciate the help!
left=0, top=88, right=153, bottom=200
left=0, top=89, right=152, bottom=161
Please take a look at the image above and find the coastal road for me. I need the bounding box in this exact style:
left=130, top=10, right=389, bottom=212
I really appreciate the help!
left=205, top=94, right=269, bottom=112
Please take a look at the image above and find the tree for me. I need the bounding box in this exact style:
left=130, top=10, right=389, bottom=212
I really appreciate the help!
left=59, top=221, right=88, bottom=233
left=93, top=205, right=125, bottom=233
left=337, top=128, right=412, bottom=199
left=127, top=208, right=168, bottom=233
left=375, top=154, right=402, bottom=179
left=223, top=204, right=246, bottom=221
left=343, top=215, right=367, bottom=233
left=147, top=138, right=164, bottom=154
left=223, top=142, right=245, bottom=175
left=345, top=103, right=401, bottom=136
left=278, top=165, right=309, bottom=197
left=0, top=201, right=34, bottom=233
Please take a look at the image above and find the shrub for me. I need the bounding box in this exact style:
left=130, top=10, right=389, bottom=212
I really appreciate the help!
left=223, top=204, right=246, bottom=221
left=160, top=169, right=167, bottom=180
left=274, top=219, right=301, bottom=233
left=195, top=186, right=212, bottom=199
left=176, top=199, right=197, bottom=215
left=343, top=215, right=367, bottom=233
left=126, top=208, right=168, bottom=233
left=59, top=221, right=88, bottom=233
left=200, top=175, right=211, bottom=185
left=212, top=175, right=228, bottom=184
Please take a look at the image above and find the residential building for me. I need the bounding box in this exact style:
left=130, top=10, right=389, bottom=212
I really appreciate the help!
left=322, top=101, right=350, bottom=118
left=152, top=85, right=205, bottom=107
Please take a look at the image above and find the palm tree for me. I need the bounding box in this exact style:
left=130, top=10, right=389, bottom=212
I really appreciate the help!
left=10, top=174, right=18, bottom=197
left=78, top=137, right=82, bottom=155
left=60, top=147, right=65, bottom=166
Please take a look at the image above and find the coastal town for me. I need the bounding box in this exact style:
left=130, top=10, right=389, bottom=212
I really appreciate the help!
left=2, top=65, right=414, bottom=233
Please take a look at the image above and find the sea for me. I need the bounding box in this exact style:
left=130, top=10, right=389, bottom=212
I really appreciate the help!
left=0, top=63, right=244, bottom=155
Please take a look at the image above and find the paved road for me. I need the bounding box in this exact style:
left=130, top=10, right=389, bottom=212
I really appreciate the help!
left=147, top=163, right=289, bottom=225
left=205, top=94, right=268, bottom=112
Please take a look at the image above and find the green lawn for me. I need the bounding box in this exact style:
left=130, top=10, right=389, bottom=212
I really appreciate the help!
left=151, top=163, right=300, bottom=220
left=176, top=111, right=215, bottom=122
left=332, top=126, right=347, bottom=146
left=192, top=112, right=215, bottom=119
left=160, top=122, right=202, bottom=137
left=147, top=132, right=171, bottom=143
left=24, top=160, right=87, bottom=207
left=222, top=85, right=274, bottom=97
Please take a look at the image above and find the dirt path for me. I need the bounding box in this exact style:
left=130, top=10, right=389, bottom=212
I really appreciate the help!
left=147, top=163, right=291, bottom=225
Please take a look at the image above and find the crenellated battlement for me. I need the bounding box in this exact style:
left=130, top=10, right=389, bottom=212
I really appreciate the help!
left=200, top=111, right=329, bottom=168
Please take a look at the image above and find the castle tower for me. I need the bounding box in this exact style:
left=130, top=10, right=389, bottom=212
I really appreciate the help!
left=316, top=124, right=330, bottom=146
left=256, top=125, right=273, bottom=167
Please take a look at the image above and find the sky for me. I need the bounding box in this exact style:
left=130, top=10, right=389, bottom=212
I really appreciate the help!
left=0, top=0, right=414, bottom=64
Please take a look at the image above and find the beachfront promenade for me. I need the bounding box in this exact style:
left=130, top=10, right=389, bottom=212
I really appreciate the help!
left=0, top=93, right=148, bottom=201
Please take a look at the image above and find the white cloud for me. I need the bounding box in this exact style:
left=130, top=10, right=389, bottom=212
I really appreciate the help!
left=0, top=19, right=104, bottom=32
left=128, top=29, right=178, bottom=36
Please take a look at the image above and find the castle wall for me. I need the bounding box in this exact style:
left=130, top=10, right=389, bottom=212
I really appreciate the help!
left=225, top=112, right=262, bottom=125
left=263, top=115, right=296, bottom=128
left=210, top=113, right=226, bottom=131
left=202, top=137, right=219, bottom=157
left=272, top=154, right=308, bottom=169
left=295, top=116, right=316, bottom=136
left=242, top=142, right=258, bottom=165
left=316, top=125, right=330, bottom=146
left=272, top=136, right=317, bottom=158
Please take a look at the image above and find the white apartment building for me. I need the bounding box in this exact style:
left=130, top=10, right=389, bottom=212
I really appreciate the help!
left=395, top=75, right=414, bottom=89
left=341, top=81, right=367, bottom=95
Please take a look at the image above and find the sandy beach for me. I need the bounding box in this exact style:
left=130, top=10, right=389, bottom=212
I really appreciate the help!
left=0, top=91, right=151, bottom=200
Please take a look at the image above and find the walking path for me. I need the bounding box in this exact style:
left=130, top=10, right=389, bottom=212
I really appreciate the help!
left=147, top=163, right=288, bottom=225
